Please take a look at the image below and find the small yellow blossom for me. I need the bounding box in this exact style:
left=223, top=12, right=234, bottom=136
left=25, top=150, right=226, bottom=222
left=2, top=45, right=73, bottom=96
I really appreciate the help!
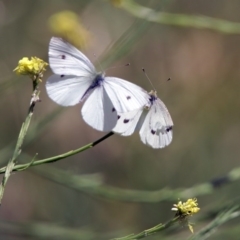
left=14, top=57, right=48, bottom=77
left=48, top=11, right=91, bottom=49
left=172, top=198, right=200, bottom=233
left=172, top=198, right=200, bottom=217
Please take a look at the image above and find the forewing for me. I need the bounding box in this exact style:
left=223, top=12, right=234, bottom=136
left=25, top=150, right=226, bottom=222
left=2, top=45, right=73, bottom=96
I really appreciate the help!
left=113, top=109, right=143, bottom=136
left=46, top=74, right=93, bottom=106
left=49, top=37, right=96, bottom=76
left=103, top=77, right=149, bottom=113
left=81, top=87, right=118, bottom=131
left=139, top=98, right=173, bottom=149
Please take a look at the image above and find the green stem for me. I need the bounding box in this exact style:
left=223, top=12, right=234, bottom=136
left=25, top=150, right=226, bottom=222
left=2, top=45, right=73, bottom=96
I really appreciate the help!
left=121, top=0, right=240, bottom=34
left=0, top=80, right=40, bottom=204
left=0, top=132, right=114, bottom=174
left=31, top=164, right=240, bottom=203
left=112, top=216, right=180, bottom=240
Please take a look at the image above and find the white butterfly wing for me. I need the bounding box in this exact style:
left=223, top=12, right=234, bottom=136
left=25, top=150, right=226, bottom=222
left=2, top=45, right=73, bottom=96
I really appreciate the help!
left=139, top=98, right=173, bottom=149
left=46, top=74, right=94, bottom=106
left=103, top=77, right=149, bottom=113
left=81, top=87, right=118, bottom=131
left=49, top=37, right=96, bottom=76
left=113, top=109, right=143, bottom=136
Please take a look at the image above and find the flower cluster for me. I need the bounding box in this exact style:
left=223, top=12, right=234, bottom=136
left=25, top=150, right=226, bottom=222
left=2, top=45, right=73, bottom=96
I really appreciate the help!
left=14, top=57, right=48, bottom=78
left=172, top=198, right=200, bottom=216
left=172, top=198, right=200, bottom=233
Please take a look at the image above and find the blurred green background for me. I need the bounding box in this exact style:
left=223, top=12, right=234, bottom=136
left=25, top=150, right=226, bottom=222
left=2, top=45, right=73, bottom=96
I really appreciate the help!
left=1, top=0, right=240, bottom=239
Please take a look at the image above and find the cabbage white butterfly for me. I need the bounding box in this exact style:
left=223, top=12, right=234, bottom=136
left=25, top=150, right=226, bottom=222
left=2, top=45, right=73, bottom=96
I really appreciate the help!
left=113, top=90, right=173, bottom=148
left=46, top=37, right=149, bottom=131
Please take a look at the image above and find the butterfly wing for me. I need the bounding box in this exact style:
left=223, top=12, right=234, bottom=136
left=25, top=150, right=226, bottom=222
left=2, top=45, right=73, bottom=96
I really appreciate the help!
left=46, top=37, right=98, bottom=106
left=49, top=37, right=96, bottom=76
left=81, top=87, right=118, bottom=131
left=103, top=77, right=149, bottom=112
left=113, top=109, right=143, bottom=136
left=139, top=98, right=173, bottom=149
left=46, top=74, right=94, bottom=106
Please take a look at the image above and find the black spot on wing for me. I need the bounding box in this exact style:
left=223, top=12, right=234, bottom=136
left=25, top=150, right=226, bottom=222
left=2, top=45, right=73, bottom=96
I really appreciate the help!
left=166, top=126, right=173, bottom=132
left=117, top=115, right=121, bottom=120
left=123, top=119, right=129, bottom=124
left=151, top=130, right=156, bottom=135
left=112, top=108, right=116, bottom=112
left=61, top=55, right=66, bottom=59
left=126, top=96, right=131, bottom=100
left=60, top=74, right=65, bottom=78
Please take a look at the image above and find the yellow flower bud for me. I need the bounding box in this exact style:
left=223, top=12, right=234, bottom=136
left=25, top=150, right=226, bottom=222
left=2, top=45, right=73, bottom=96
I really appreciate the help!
left=171, top=198, right=200, bottom=233
left=172, top=198, right=200, bottom=216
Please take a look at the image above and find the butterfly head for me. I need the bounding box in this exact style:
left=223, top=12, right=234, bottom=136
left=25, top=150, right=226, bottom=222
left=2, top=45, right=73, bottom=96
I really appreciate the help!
left=148, top=90, right=158, bottom=104
left=98, top=72, right=105, bottom=78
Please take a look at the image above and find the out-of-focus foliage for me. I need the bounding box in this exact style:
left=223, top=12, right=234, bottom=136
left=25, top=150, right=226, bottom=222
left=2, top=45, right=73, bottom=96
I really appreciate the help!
left=1, top=0, right=240, bottom=239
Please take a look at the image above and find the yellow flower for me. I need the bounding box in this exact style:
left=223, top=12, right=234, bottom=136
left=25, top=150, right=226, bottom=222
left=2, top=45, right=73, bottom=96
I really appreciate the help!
left=171, top=198, right=200, bottom=233
left=172, top=198, right=200, bottom=216
left=48, top=11, right=91, bottom=49
left=14, top=57, right=48, bottom=77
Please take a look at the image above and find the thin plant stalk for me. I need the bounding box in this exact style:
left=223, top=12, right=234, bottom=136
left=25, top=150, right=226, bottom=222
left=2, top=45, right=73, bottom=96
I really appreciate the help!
left=0, top=72, right=41, bottom=203
left=0, top=132, right=114, bottom=174
left=112, top=216, right=180, bottom=240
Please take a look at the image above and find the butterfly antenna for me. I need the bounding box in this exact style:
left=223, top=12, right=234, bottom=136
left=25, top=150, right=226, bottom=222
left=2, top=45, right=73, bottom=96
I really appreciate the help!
left=142, top=68, right=157, bottom=92
left=142, top=69, right=171, bottom=89
left=93, top=53, right=104, bottom=72
left=105, top=63, right=130, bottom=72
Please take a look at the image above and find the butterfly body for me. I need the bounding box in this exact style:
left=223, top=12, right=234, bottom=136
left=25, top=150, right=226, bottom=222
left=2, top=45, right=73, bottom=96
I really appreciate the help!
left=81, top=73, right=104, bottom=101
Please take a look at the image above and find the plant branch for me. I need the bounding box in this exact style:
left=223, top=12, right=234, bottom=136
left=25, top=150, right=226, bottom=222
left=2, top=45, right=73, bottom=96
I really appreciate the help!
left=112, top=216, right=180, bottom=240
left=120, top=0, right=240, bottom=35
left=0, top=143, right=238, bottom=203
left=25, top=163, right=238, bottom=204
left=0, top=79, right=40, bottom=204
left=0, top=132, right=114, bottom=174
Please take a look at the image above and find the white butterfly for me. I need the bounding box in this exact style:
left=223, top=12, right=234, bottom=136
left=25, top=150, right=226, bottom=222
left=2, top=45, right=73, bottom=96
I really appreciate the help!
left=113, top=90, right=173, bottom=149
left=46, top=37, right=150, bottom=131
